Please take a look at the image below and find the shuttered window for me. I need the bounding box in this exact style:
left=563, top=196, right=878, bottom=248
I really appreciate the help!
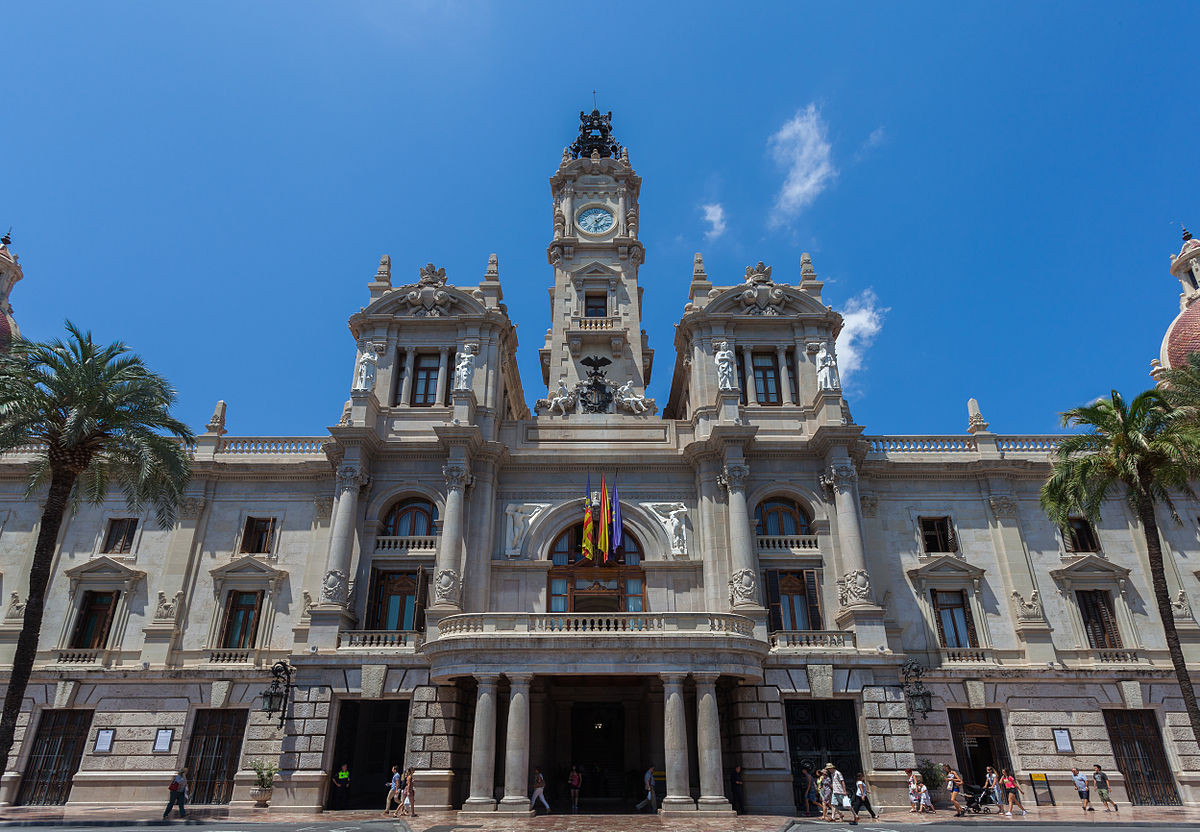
left=70, top=591, right=119, bottom=649
left=102, top=519, right=138, bottom=554
left=367, top=568, right=427, bottom=631
left=1077, top=589, right=1122, bottom=648
left=765, top=570, right=823, bottom=631
left=239, top=517, right=276, bottom=554
left=931, top=589, right=977, bottom=648
left=919, top=517, right=957, bottom=553
left=219, top=591, right=263, bottom=649
left=1065, top=518, right=1100, bottom=553
left=752, top=353, right=781, bottom=404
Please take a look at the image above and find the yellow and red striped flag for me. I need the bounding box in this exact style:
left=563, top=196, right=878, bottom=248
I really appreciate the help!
left=581, top=474, right=594, bottom=561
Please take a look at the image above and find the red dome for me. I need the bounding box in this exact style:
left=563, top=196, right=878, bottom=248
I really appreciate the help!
left=1166, top=302, right=1200, bottom=369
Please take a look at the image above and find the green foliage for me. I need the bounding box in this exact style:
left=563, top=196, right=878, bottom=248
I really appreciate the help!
left=917, top=758, right=945, bottom=790
left=249, top=759, right=277, bottom=789
left=0, top=321, right=193, bottom=526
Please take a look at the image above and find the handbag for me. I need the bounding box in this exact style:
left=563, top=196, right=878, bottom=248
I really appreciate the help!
left=841, top=795, right=852, bottom=809
left=169, top=781, right=180, bottom=792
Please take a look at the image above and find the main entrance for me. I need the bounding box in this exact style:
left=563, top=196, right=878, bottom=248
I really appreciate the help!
left=785, top=700, right=863, bottom=809
left=16, top=709, right=93, bottom=806
left=185, top=709, right=248, bottom=805
left=1103, top=709, right=1180, bottom=805
left=331, top=699, right=410, bottom=809
left=949, top=708, right=1012, bottom=787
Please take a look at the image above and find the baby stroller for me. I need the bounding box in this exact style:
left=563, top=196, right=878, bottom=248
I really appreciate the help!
left=963, top=782, right=999, bottom=814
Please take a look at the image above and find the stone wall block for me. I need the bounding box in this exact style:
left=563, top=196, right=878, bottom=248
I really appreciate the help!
left=868, top=735, right=886, bottom=752
left=414, top=686, right=438, bottom=702
left=862, top=686, right=886, bottom=703
left=884, top=687, right=904, bottom=703
left=741, top=751, right=764, bottom=768
left=298, top=752, right=324, bottom=769
left=732, top=686, right=758, bottom=704
left=315, top=701, right=330, bottom=718
left=741, top=735, right=769, bottom=752
left=734, top=701, right=763, bottom=719
left=808, top=665, right=834, bottom=699
left=881, top=701, right=908, bottom=719
left=871, top=752, right=897, bottom=770
left=865, top=717, right=890, bottom=735
left=411, top=751, right=432, bottom=768
left=895, top=752, right=917, bottom=769
left=430, top=751, right=452, bottom=767
left=757, top=685, right=782, bottom=702
left=310, top=734, right=325, bottom=752
left=885, top=735, right=914, bottom=752
left=292, top=703, right=315, bottom=719
left=410, top=702, right=428, bottom=719
left=888, top=719, right=910, bottom=735
left=863, top=702, right=880, bottom=718
left=410, top=718, right=434, bottom=734
left=769, top=735, right=787, bottom=752
left=765, top=701, right=782, bottom=719
left=761, top=751, right=789, bottom=769
left=427, top=735, right=451, bottom=752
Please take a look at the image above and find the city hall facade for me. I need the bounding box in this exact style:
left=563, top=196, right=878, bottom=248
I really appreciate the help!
left=2, top=112, right=1200, bottom=813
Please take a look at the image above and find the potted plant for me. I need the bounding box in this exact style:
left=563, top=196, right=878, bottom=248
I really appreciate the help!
left=917, top=758, right=946, bottom=808
left=248, top=759, right=278, bottom=808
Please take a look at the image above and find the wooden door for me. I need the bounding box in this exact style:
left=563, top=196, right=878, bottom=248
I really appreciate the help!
left=785, top=700, right=863, bottom=808
left=185, top=709, right=248, bottom=804
left=16, top=709, right=93, bottom=806
left=1103, top=709, right=1180, bottom=805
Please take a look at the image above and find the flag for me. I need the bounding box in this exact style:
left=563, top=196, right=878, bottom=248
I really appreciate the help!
left=599, top=475, right=611, bottom=563
left=612, top=480, right=623, bottom=554
left=581, top=474, right=594, bottom=561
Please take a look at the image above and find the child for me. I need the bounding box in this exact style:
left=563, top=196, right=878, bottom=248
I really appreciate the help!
left=918, top=775, right=935, bottom=814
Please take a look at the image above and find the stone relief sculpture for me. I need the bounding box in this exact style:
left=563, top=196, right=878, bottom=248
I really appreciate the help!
left=453, top=344, right=476, bottom=391
left=535, top=379, right=577, bottom=416
left=738, top=261, right=787, bottom=315
left=728, top=568, right=758, bottom=606
left=434, top=568, right=461, bottom=605
left=504, top=503, right=549, bottom=556
left=714, top=340, right=737, bottom=390
left=353, top=343, right=378, bottom=392
left=1011, top=589, right=1043, bottom=621
left=301, top=590, right=314, bottom=619
left=836, top=569, right=873, bottom=607
left=321, top=569, right=348, bottom=605
left=816, top=341, right=841, bottom=391
left=647, top=503, right=688, bottom=555
left=154, top=590, right=183, bottom=623
left=337, top=399, right=352, bottom=427
left=614, top=380, right=656, bottom=414
left=1174, top=589, right=1193, bottom=619
left=5, top=592, right=24, bottom=621
left=403, top=263, right=454, bottom=316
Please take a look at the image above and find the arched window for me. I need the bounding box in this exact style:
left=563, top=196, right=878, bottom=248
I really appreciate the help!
left=380, top=498, right=438, bottom=537
left=547, top=522, right=645, bottom=613
left=755, top=497, right=812, bottom=536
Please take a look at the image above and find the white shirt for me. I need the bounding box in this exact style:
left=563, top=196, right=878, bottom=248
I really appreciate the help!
left=832, top=770, right=846, bottom=794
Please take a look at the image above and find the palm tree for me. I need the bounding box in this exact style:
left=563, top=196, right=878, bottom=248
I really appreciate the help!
left=0, top=322, right=192, bottom=778
left=1041, top=389, right=1200, bottom=746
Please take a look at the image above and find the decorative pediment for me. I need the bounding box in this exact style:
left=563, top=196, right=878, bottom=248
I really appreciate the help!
left=360, top=281, right=487, bottom=320
left=64, top=556, right=146, bottom=595
left=907, top=555, right=986, bottom=590
left=1050, top=554, right=1131, bottom=587
left=573, top=261, right=621, bottom=280
left=210, top=555, right=288, bottom=596
left=704, top=280, right=828, bottom=318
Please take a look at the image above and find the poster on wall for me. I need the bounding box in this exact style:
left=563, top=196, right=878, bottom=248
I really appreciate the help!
left=153, top=728, right=174, bottom=753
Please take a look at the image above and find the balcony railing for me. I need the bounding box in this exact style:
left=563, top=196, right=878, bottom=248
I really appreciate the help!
left=770, top=630, right=855, bottom=649
left=437, top=612, right=756, bottom=638
left=571, top=315, right=620, bottom=331
left=1092, top=647, right=1140, bottom=664
left=374, top=535, right=439, bottom=554
left=757, top=534, right=820, bottom=553
left=205, top=648, right=254, bottom=665
left=54, top=648, right=104, bottom=665
left=941, top=646, right=994, bottom=664
left=338, top=630, right=422, bottom=649
left=216, top=437, right=327, bottom=455
left=865, top=435, right=1065, bottom=460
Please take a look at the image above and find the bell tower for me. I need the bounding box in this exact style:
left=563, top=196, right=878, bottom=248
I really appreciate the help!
left=538, top=110, right=654, bottom=413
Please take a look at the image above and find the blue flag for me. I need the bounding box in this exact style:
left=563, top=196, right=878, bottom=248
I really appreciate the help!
left=611, top=480, right=622, bottom=551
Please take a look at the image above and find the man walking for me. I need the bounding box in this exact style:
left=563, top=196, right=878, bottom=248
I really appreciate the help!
left=1093, top=765, right=1119, bottom=813
left=163, top=767, right=188, bottom=820
left=635, top=765, right=657, bottom=812
left=1071, top=767, right=1093, bottom=812
left=530, top=766, right=550, bottom=814
left=827, top=763, right=848, bottom=822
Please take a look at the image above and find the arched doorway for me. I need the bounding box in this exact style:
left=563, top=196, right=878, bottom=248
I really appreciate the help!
left=546, top=523, right=645, bottom=613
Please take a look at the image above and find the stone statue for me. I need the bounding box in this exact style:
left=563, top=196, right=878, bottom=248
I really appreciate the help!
left=5, top=592, right=24, bottom=621
left=154, top=591, right=182, bottom=623
left=536, top=379, right=577, bottom=416
left=454, top=344, right=476, bottom=391
left=648, top=503, right=688, bottom=554
left=816, top=342, right=841, bottom=391
left=338, top=399, right=352, bottom=427
left=504, top=503, right=548, bottom=556
left=614, top=380, right=655, bottom=414
left=714, top=340, right=737, bottom=390
left=353, top=344, right=378, bottom=392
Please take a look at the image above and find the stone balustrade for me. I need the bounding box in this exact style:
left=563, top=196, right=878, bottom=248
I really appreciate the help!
left=437, top=611, right=756, bottom=638
left=338, top=630, right=423, bottom=649
left=756, top=534, right=820, bottom=553
left=571, top=315, right=620, bottom=331
left=865, top=435, right=1065, bottom=461
left=216, top=437, right=327, bottom=455
left=769, top=630, right=855, bottom=649
left=1091, top=647, right=1140, bottom=664
left=941, top=646, right=994, bottom=664
left=54, top=648, right=104, bottom=665
left=374, top=535, right=439, bottom=554
left=205, top=648, right=254, bottom=665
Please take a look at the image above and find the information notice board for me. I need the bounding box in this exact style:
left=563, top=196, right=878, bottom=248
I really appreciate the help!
left=1029, top=772, right=1055, bottom=806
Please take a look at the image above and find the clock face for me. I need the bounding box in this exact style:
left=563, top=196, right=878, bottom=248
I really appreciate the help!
left=577, top=206, right=615, bottom=235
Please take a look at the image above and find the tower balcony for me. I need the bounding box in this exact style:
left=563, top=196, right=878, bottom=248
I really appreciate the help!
left=567, top=316, right=626, bottom=356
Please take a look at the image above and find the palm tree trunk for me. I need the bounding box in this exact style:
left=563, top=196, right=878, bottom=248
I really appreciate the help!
left=0, top=468, right=76, bottom=781
left=1136, top=490, right=1200, bottom=745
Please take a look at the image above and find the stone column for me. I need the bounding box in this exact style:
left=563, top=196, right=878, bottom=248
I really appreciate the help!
left=694, top=673, right=733, bottom=812
left=821, top=458, right=872, bottom=606
left=697, top=461, right=725, bottom=611
left=431, top=462, right=471, bottom=610
left=776, top=346, right=794, bottom=405
left=660, top=673, right=696, bottom=812
left=720, top=463, right=760, bottom=608
left=463, top=457, right=496, bottom=612
left=436, top=347, right=450, bottom=406
left=463, top=675, right=499, bottom=811
left=398, top=347, right=416, bottom=406
left=323, top=462, right=369, bottom=605
left=498, top=674, right=534, bottom=813
left=741, top=347, right=757, bottom=404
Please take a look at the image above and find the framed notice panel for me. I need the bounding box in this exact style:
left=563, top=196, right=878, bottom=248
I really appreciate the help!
left=93, top=728, right=114, bottom=753
left=1053, top=728, right=1073, bottom=753
left=1029, top=772, right=1055, bottom=806
left=153, top=728, right=174, bottom=753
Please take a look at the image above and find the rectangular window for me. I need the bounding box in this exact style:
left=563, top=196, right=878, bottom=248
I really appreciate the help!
left=1065, top=518, right=1100, bottom=553
left=623, top=577, right=644, bottom=612
left=367, top=569, right=425, bottom=631
left=239, top=517, right=276, bottom=554
left=765, top=570, right=823, bottom=631
left=550, top=578, right=568, bottom=613
left=752, top=353, right=781, bottom=404
left=102, top=518, right=138, bottom=555
left=1077, top=589, right=1122, bottom=649
left=584, top=293, right=607, bottom=318
left=219, top=591, right=263, bottom=649
left=70, top=590, right=119, bottom=649
left=410, top=354, right=441, bottom=406
left=787, top=350, right=799, bottom=401
left=931, top=589, right=977, bottom=648
left=920, top=516, right=957, bottom=554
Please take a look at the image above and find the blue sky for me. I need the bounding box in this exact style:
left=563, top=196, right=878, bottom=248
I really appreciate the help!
left=2, top=2, right=1197, bottom=436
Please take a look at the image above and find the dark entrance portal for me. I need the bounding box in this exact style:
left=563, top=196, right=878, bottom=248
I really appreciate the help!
left=785, top=700, right=863, bottom=811
left=185, top=709, right=248, bottom=805
left=949, top=708, right=1012, bottom=787
left=1103, top=709, right=1180, bottom=805
left=571, top=703, right=625, bottom=810
left=331, top=700, right=410, bottom=809
left=17, top=709, right=93, bottom=806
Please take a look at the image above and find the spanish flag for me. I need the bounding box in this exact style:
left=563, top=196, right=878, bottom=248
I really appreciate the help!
left=598, top=475, right=611, bottom=563
left=581, top=474, right=594, bottom=562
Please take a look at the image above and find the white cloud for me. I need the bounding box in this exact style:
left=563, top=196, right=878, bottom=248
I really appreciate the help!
left=853, top=126, right=887, bottom=162
left=701, top=203, right=727, bottom=240
left=768, top=104, right=837, bottom=228
left=835, top=289, right=887, bottom=384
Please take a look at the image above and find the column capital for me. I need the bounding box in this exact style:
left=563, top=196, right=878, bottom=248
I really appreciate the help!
left=506, top=672, right=534, bottom=687
left=820, top=461, right=858, bottom=495
left=718, top=463, right=750, bottom=493
left=443, top=462, right=474, bottom=493
left=336, top=463, right=371, bottom=493
left=692, top=671, right=720, bottom=685
left=660, top=671, right=687, bottom=686
left=475, top=673, right=500, bottom=687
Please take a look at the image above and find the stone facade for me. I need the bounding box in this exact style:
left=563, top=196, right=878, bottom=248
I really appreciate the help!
left=1, top=112, right=1199, bottom=814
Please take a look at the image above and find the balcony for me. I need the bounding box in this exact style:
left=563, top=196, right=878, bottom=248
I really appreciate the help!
left=940, top=646, right=995, bottom=664
left=337, top=630, right=423, bottom=650
left=757, top=535, right=820, bottom=554
left=54, top=648, right=105, bottom=665
left=374, top=535, right=439, bottom=555
left=423, top=612, right=768, bottom=682
left=570, top=315, right=620, bottom=331
left=769, top=630, right=856, bottom=650
left=205, top=648, right=255, bottom=665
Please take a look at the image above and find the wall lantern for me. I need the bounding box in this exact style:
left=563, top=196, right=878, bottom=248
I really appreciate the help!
left=260, top=660, right=294, bottom=728
left=901, top=659, right=933, bottom=720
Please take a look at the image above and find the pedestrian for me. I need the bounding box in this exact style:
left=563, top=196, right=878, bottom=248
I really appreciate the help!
left=826, top=763, right=847, bottom=822
left=943, top=763, right=965, bottom=817
left=850, top=772, right=877, bottom=823
left=999, top=768, right=1027, bottom=816
left=383, top=765, right=402, bottom=815
left=1071, top=766, right=1093, bottom=812
left=568, top=765, right=582, bottom=813
left=530, top=766, right=550, bottom=813
left=403, top=767, right=418, bottom=818
left=163, top=766, right=188, bottom=820
left=984, top=765, right=1000, bottom=809
left=730, top=764, right=745, bottom=815
left=801, top=765, right=817, bottom=816
left=906, top=768, right=919, bottom=813
left=1092, top=765, right=1119, bottom=813
left=635, top=765, right=656, bottom=812
left=817, top=767, right=831, bottom=820
left=331, top=763, right=350, bottom=810
left=917, top=774, right=935, bottom=814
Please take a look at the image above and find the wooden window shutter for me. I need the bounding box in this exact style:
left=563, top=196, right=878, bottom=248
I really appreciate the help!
left=414, top=565, right=428, bottom=631
left=945, top=519, right=958, bottom=553
left=219, top=590, right=238, bottom=647
left=1097, top=591, right=1122, bottom=648
left=247, top=590, right=264, bottom=648
left=961, top=589, right=979, bottom=647
left=765, top=570, right=783, bottom=632
left=930, top=589, right=949, bottom=647
left=804, top=569, right=823, bottom=630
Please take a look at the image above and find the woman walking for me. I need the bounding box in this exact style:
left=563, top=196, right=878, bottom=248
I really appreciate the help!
left=568, top=765, right=582, bottom=813
left=1000, top=768, right=1027, bottom=816
left=984, top=766, right=1000, bottom=809
left=530, top=766, right=550, bottom=814
left=944, top=763, right=965, bottom=817
left=906, top=768, right=919, bottom=813
left=817, top=767, right=832, bottom=820
left=163, top=767, right=188, bottom=820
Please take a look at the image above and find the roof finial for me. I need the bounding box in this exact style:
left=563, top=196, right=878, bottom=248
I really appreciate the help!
left=592, top=89, right=597, bottom=109
left=1185, top=225, right=1193, bottom=243
left=1, top=228, right=10, bottom=246
left=569, top=109, right=622, bottom=160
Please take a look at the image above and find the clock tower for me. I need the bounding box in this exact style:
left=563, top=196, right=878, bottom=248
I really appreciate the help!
left=538, top=110, right=655, bottom=414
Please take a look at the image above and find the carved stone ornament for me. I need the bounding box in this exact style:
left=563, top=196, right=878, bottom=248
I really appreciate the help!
left=728, top=568, right=758, bottom=606
left=321, top=569, right=348, bottom=605
left=739, top=261, right=786, bottom=315
left=205, top=400, right=227, bottom=435
left=816, top=341, right=841, bottom=391
left=443, top=463, right=473, bottom=493
left=1173, top=589, right=1193, bottom=620
left=718, top=463, right=750, bottom=493
left=352, top=342, right=378, bottom=392
left=337, top=400, right=352, bottom=427
left=5, top=592, right=25, bottom=621
left=647, top=503, right=688, bottom=555
left=535, top=379, right=578, bottom=416
left=301, top=590, right=314, bottom=620
left=453, top=344, right=477, bottom=392
left=504, top=503, right=549, bottom=556
left=714, top=340, right=738, bottom=391
left=1011, top=589, right=1043, bottom=621
left=989, top=495, right=1019, bottom=518
left=836, top=568, right=874, bottom=607
left=313, top=496, right=334, bottom=522
left=434, top=568, right=461, bottom=605
left=417, top=262, right=448, bottom=287
left=178, top=497, right=206, bottom=520
left=154, top=590, right=183, bottom=623
left=859, top=494, right=878, bottom=518
left=336, top=464, right=370, bottom=494
left=821, top=462, right=858, bottom=495
left=614, top=380, right=657, bottom=414
left=403, top=264, right=453, bottom=317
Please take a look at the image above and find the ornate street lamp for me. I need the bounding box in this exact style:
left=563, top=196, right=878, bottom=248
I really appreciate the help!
left=259, top=661, right=294, bottom=728
left=901, top=659, right=933, bottom=720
